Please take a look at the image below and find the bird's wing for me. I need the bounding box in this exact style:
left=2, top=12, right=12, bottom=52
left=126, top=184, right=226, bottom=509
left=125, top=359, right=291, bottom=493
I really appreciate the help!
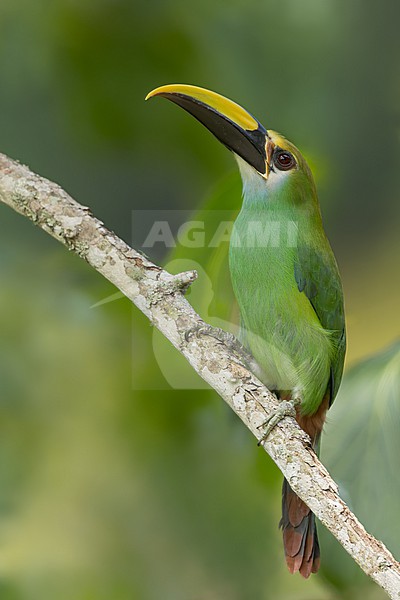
left=294, top=246, right=346, bottom=404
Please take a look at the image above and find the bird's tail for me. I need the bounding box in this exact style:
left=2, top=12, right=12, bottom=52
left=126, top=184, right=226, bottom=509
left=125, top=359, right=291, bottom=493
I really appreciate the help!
left=279, top=478, right=320, bottom=578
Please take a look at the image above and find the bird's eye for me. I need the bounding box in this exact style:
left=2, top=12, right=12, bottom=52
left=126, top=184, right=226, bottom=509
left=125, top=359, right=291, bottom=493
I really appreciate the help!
left=274, top=150, right=296, bottom=171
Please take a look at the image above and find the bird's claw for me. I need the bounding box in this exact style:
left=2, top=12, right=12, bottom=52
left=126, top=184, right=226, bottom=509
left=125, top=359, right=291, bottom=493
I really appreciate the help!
left=257, top=398, right=301, bottom=446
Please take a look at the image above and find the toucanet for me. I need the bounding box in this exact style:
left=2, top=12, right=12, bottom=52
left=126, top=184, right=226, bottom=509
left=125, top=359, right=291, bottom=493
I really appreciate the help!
left=146, top=84, right=346, bottom=578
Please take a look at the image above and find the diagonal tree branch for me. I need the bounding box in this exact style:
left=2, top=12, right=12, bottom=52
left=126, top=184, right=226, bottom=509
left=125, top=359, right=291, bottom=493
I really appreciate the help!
left=0, top=152, right=399, bottom=598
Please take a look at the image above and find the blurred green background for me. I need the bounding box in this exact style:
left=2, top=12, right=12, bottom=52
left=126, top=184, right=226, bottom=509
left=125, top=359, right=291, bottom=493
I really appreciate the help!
left=0, top=1, right=399, bottom=598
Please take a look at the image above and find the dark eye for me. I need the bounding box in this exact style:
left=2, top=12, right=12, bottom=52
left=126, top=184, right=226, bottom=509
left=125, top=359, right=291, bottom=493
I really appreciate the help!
left=274, top=150, right=296, bottom=171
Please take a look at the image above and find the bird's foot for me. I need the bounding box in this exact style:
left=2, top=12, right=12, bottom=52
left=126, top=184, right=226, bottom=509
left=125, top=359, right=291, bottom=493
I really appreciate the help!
left=257, top=397, right=301, bottom=446
left=185, top=324, right=255, bottom=367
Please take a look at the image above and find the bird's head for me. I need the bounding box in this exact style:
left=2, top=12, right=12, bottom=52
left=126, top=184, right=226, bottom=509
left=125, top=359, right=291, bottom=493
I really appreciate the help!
left=146, top=84, right=317, bottom=203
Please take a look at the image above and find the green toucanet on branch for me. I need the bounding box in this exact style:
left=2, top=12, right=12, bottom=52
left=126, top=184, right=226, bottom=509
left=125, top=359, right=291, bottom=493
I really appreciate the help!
left=146, top=84, right=346, bottom=578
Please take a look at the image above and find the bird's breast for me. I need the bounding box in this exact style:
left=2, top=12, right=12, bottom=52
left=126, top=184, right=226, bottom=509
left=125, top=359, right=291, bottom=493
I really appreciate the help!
left=229, top=210, right=332, bottom=414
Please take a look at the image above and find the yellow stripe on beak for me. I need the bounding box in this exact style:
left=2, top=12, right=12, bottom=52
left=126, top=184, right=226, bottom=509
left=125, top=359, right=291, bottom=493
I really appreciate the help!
left=146, top=84, right=259, bottom=132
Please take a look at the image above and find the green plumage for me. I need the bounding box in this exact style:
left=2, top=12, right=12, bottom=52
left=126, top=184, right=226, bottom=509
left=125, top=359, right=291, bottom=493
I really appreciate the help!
left=230, top=140, right=345, bottom=416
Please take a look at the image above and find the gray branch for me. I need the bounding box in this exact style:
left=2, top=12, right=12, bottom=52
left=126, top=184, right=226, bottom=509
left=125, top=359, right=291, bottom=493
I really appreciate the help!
left=0, top=152, right=399, bottom=598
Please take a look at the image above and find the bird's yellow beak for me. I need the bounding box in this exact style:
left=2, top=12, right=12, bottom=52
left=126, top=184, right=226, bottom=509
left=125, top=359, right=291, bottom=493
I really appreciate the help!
left=146, top=84, right=268, bottom=175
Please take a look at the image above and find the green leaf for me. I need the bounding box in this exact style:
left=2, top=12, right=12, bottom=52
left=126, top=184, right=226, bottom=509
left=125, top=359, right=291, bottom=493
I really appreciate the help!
left=149, top=171, right=242, bottom=390
left=320, top=341, right=400, bottom=595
